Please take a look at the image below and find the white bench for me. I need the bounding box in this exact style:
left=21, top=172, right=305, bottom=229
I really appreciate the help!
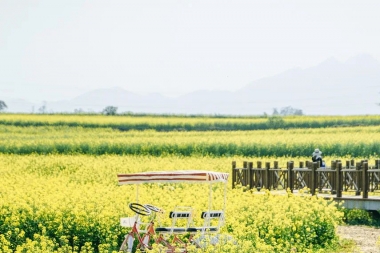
left=155, top=207, right=194, bottom=234
left=186, top=210, right=224, bottom=233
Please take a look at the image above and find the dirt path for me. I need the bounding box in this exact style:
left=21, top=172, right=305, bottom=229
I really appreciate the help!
left=337, top=225, right=380, bottom=253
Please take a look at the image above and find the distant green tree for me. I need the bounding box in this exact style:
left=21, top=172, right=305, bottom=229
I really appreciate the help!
left=0, top=100, right=7, bottom=111
left=74, top=108, right=85, bottom=114
left=38, top=101, right=47, bottom=114
left=102, top=106, right=118, bottom=115
left=272, top=106, right=303, bottom=116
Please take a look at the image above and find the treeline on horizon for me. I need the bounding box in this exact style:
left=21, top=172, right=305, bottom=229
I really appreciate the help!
left=1, top=113, right=380, bottom=131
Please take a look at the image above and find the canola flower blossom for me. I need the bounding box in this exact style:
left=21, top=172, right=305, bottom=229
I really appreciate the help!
left=0, top=154, right=344, bottom=253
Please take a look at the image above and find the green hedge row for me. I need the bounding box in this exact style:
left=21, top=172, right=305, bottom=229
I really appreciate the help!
left=1, top=116, right=380, bottom=131
left=1, top=142, right=379, bottom=157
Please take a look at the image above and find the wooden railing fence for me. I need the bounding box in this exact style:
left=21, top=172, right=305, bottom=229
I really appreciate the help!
left=232, top=160, right=380, bottom=199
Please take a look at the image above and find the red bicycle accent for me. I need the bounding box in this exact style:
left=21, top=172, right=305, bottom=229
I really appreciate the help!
left=119, top=203, right=161, bottom=253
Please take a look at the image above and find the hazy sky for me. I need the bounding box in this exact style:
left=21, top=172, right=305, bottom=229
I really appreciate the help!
left=1, top=0, right=380, bottom=102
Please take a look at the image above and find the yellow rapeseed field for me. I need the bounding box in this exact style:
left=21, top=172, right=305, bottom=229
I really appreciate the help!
left=0, top=154, right=344, bottom=253
left=1, top=114, right=372, bottom=253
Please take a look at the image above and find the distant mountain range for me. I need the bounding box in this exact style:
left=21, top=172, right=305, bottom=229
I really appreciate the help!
left=4, top=54, right=380, bottom=115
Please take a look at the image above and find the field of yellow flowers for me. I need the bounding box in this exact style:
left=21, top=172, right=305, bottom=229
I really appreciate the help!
left=0, top=114, right=372, bottom=253
left=0, top=155, right=345, bottom=253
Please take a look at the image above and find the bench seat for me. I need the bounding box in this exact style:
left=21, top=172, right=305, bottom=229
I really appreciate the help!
left=155, top=227, right=187, bottom=233
left=186, top=227, right=218, bottom=233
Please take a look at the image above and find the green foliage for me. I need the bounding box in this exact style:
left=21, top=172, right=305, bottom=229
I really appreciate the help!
left=102, top=106, right=118, bottom=115
left=342, top=209, right=380, bottom=226
left=2, top=114, right=380, bottom=131
left=266, top=116, right=285, bottom=129
left=1, top=124, right=380, bottom=157
left=0, top=100, right=7, bottom=111
left=273, top=106, right=303, bottom=116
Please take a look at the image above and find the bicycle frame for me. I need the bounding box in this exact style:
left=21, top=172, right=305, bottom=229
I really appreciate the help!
left=120, top=213, right=156, bottom=252
left=117, top=170, right=229, bottom=253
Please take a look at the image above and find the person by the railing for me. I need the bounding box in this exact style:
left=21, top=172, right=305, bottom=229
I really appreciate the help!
left=312, top=148, right=325, bottom=167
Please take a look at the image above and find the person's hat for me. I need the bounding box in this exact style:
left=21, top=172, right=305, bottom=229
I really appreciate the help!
left=314, top=148, right=322, bottom=154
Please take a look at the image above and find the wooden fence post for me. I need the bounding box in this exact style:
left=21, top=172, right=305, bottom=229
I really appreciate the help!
left=248, top=162, right=253, bottom=190
left=336, top=162, right=342, bottom=198
left=362, top=162, right=368, bottom=199
left=256, top=161, right=262, bottom=191
left=243, top=161, right=248, bottom=187
left=287, top=161, right=294, bottom=193
left=331, top=161, right=337, bottom=194
left=232, top=161, right=236, bottom=189
left=356, top=162, right=361, bottom=196
left=311, top=162, right=318, bottom=195
left=265, top=162, right=270, bottom=190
